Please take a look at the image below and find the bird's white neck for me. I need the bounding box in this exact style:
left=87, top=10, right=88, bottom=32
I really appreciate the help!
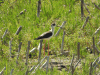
left=51, top=26, right=55, bottom=35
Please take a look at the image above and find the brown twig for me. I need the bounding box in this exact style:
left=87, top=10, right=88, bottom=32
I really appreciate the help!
left=93, top=37, right=95, bottom=55
left=93, top=3, right=100, bottom=10
left=25, top=66, right=29, bottom=75
left=17, top=9, right=26, bottom=17
left=89, top=62, right=93, bottom=75
left=15, top=26, right=22, bottom=35
left=83, top=3, right=90, bottom=14
left=55, top=21, right=66, bottom=37
left=95, top=46, right=100, bottom=54
left=2, top=29, right=8, bottom=39
left=25, top=41, right=31, bottom=65
left=10, top=69, right=14, bottom=75
left=61, top=31, right=65, bottom=53
left=37, top=0, right=41, bottom=17
left=46, top=56, right=49, bottom=74
left=69, top=54, right=74, bottom=74
left=81, top=0, right=84, bottom=20
left=38, top=40, right=43, bottom=62
left=9, top=40, right=12, bottom=58
left=16, top=42, right=22, bottom=65
left=77, top=42, right=80, bottom=60
left=71, top=65, right=74, bottom=75
left=82, top=16, right=89, bottom=29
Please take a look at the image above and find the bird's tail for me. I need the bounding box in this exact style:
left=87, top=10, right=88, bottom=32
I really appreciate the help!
left=34, top=38, right=38, bottom=40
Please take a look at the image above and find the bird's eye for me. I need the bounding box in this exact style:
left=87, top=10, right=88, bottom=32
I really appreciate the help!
left=52, top=23, right=55, bottom=26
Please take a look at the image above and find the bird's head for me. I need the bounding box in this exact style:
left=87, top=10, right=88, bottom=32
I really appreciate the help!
left=51, top=23, right=56, bottom=27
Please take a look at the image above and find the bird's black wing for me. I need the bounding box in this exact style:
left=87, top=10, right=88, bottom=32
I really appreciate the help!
left=34, top=31, right=52, bottom=40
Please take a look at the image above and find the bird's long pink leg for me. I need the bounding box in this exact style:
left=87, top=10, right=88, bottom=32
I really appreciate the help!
left=44, top=40, right=46, bottom=57
left=48, top=41, right=49, bottom=56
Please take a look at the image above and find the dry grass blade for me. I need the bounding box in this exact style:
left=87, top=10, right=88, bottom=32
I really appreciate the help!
left=0, top=67, right=6, bottom=75
left=92, top=57, right=99, bottom=67
left=97, top=41, right=100, bottom=45
left=29, top=65, right=35, bottom=72
left=32, top=56, right=47, bottom=74
left=40, top=61, right=47, bottom=69
left=30, top=47, right=37, bottom=53
left=93, top=27, right=100, bottom=36
left=74, top=59, right=81, bottom=69
left=94, top=61, right=100, bottom=69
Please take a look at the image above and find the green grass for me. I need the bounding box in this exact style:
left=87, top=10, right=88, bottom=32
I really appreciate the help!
left=0, top=0, right=100, bottom=75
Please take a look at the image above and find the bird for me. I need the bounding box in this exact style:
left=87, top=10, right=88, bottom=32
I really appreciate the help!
left=34, top=23, right=56, bottom=56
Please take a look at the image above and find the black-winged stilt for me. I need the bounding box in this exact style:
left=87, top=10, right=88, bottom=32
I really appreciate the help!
left=34, top=23, right=56, bottom=56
